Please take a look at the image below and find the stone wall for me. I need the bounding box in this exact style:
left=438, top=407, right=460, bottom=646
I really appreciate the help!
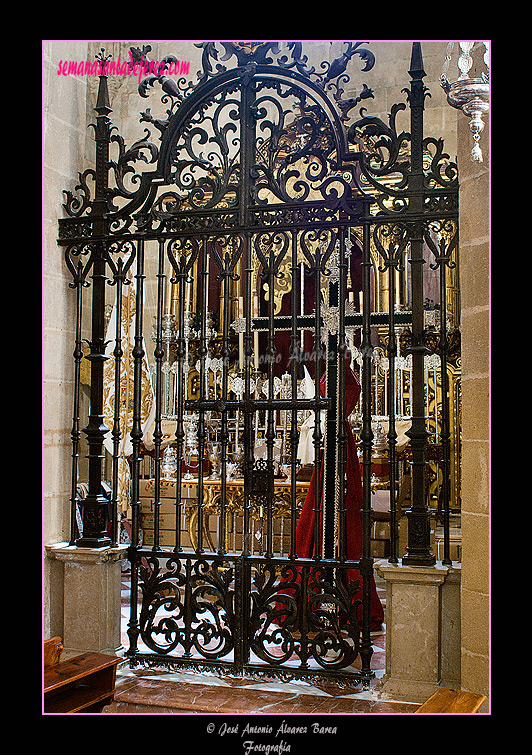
left=43, top=40, right=89, bottom=637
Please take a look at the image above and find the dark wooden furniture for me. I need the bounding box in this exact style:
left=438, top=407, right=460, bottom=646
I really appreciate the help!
left=44, top=637, right=120, bottom=714
left=44, top=636, right=64, bottom=668
left=415, top=687, right=486, bottom=714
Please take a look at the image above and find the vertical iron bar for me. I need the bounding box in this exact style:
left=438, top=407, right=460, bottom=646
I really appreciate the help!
left=323, top=344, right=337, bottom=560
left=312, top=236, right=322, bottom=560
left=387, top=252, right=399, bottom=563
left=243, top=235, right=253, bottom=558
left=233, top=555, right=243, bottom=671
left=321, top=230, right=340, bottom=619
left=438, top=235, right=452, bottom=565
left=289, top=230, right=299, bottom=559
left=299, top=563, right=310, bottom=668
left=219, top=244, right=231, bottom=555
left=183, top=557, right=193, bottom=657
left=173, top=253, right=186, bottom=553
left=402, top=42, right=435, bottom=566
left=126, top=237, right=145, bottom=661
left=152, top=239, right=166, bottom=550
left=130, top=239, right=145, bottom=557
left=240, top=71, right=256, bottom=560
left=110, top=263, right=124, bottom=547
left=337, top=227, right=347, bottom=563
left=196, top=238, right=209, bottom=554
left=359, top=216, right=374, bottom=676
left=265, top=241, right=276, bottom=559
left=69, top=258, right=84, bottom=545
left=126, top=538, right=140, bottom=659
left=403, top=239, right=433, bottom=565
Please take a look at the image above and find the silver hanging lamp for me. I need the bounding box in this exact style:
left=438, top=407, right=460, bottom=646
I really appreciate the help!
left=441, top=41, right=490, bottom=162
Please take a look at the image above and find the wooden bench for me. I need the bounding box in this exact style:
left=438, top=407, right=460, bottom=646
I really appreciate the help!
left=44, top=637, right=120, bottom=714
left=44, top=636, right=64, bottom=668
left=415, top=687, right=486, bottom=714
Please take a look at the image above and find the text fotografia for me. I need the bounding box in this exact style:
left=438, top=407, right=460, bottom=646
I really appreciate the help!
left=206, top=720, right=339, bottom=752
left=57, top=52, right=190, bottom=83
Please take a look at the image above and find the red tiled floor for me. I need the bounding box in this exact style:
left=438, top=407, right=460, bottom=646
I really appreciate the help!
left=107, top=675, right=418, bottom=714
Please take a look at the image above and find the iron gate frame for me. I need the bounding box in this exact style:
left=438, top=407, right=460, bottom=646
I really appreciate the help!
left=58, top=41, right=459, bottom=687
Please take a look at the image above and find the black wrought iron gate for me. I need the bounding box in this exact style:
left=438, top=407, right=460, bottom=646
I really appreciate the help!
left=58, top=41, right=459, bottom=687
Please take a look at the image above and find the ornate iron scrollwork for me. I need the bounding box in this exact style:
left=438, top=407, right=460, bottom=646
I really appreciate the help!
left=138, top=555, right=234, bottom=659
left=62, top=169, right=95, bottom=218
left=249, top=562, right=360, bottom=671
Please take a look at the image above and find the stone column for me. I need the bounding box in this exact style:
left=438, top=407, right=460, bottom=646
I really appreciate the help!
left=440, top=566, right=461, bottom=689
left=456, top=42, right=490, bottom=707
left=46, top=543, right=128, bottom=655
left=375, top=560, right=461, bottom=703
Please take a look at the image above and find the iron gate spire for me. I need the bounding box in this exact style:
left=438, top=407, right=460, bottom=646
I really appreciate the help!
left=402, top=42, right=436, bottom=566
left=75, top=50, right=114, bottom=547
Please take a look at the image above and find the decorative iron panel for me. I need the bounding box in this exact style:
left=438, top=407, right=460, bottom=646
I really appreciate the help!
left=59, top=41, right=459, bottom=688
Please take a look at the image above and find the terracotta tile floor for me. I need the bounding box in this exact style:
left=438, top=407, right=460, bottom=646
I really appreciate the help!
left=106, top=569, right=419, bottom=716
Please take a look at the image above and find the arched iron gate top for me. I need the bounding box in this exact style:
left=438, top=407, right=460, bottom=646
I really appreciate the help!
left=60, top=41, right=458, bottom=236
left=57, top=41, right=459, bottom=687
